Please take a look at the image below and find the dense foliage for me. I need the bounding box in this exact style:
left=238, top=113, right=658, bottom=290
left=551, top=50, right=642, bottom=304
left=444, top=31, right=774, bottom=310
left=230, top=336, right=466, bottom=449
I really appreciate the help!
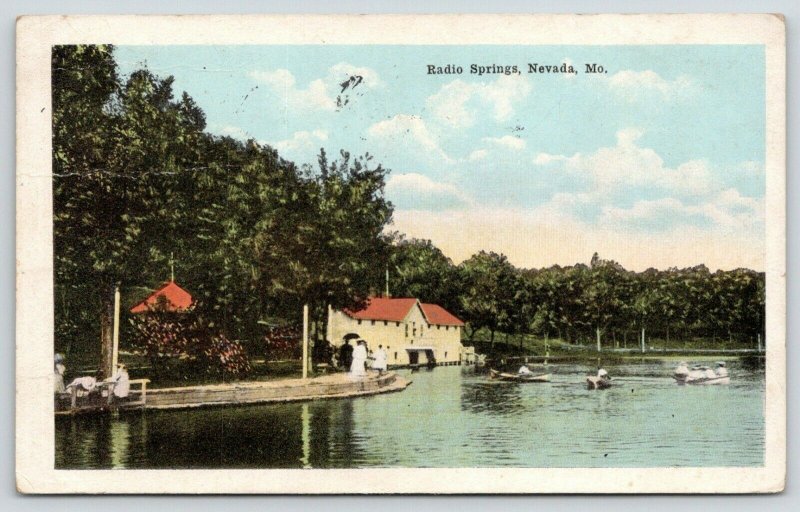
left=53, top=45, right=393, bottom=370
left=388, top=243, right=765, bottom=350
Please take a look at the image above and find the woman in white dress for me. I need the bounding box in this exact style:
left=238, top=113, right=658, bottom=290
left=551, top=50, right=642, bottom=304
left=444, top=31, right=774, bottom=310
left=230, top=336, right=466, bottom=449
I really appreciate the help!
left=350, top=340, right=368, bottom=377
left=372, top=344, right=388, bottom=375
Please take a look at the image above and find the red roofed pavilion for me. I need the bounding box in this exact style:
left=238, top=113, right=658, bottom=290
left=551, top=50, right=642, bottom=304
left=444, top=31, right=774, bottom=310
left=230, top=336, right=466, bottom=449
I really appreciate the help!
left=130, top=280, right=193, bottom=314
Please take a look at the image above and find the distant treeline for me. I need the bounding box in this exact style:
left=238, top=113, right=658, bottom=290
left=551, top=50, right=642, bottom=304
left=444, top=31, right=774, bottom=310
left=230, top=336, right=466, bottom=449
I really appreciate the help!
left=53, top=45, right=764, bottom=365
left=389, top=243, right=765, bottom=350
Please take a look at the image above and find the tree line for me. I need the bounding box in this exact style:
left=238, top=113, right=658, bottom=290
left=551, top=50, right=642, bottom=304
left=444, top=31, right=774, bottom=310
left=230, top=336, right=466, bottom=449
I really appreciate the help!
left=53, top=45, right=765, bottom=373
left=389, top=243, right=765, bottom=351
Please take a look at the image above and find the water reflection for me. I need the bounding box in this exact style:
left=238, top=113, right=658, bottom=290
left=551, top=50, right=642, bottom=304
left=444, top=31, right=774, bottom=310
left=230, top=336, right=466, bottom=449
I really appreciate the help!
left=56, top=361, right=765, bottom=469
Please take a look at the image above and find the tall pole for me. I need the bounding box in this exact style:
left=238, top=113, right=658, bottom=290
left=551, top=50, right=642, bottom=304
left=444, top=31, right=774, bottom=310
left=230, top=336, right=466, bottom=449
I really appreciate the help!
left=596, top=327, right=601, bottom=352
left=170, top=252, right=175, bottom=282
left=111, top=286, right=121, bottom=372
left=641, top=328, right=646, bottom=353
left=385, top=267, right=389, bottom=297
left=302, top=304, right=309, bottom=379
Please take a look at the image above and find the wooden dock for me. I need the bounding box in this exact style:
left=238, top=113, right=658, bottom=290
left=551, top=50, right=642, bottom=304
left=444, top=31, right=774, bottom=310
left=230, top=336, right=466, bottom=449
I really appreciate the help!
left=55, top=372, right=410, bottom=414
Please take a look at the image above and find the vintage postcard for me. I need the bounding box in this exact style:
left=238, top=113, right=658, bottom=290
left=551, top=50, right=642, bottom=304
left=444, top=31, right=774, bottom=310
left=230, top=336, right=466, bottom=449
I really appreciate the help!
left=16, top=14, right=785, bottom=493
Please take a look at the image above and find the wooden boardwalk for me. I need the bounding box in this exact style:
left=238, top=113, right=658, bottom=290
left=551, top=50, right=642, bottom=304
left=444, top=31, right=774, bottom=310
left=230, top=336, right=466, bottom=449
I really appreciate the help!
left=56, top=372, right=410, bottom=414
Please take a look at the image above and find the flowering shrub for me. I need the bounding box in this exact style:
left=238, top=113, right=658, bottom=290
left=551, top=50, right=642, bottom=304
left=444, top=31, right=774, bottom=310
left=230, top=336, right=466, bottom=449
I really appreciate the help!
left=128, top=304, right=250, bottom=377
left=262, top=325, right=301, bottom=361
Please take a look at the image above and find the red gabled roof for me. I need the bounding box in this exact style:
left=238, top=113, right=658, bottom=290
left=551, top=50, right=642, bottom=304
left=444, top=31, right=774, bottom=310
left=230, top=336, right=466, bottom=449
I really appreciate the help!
left=343, top=297, right=464, bottom=326
left=130, top=281, right=193, bottom=314
left=420, top=303, right=465, bottom=326
left=344, top=297, right=418, bottom=322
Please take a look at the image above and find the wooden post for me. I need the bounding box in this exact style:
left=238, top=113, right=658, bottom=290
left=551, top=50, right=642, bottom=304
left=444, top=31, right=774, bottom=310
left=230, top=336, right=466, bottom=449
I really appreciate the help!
left=302, top=304, right=309, bottom=379
left=111, top=286, right=121, bottom=372
left=641, top=328, right=646, bottom=353
left=757, top=333, right=763, bottom=353
left=596, top=327, right=601, bottom=352
left=100, top=298, right=113, bottom=379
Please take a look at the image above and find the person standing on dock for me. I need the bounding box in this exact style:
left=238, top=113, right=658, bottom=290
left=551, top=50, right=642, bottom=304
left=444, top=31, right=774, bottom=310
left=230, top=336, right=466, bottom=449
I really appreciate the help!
left=350, top=340, right=368, bottom=377
left=372, top=344, right=388, bottom=375
left=54, top=353, right=66, bottom=393
left=340, top=340, right=353, bottom=371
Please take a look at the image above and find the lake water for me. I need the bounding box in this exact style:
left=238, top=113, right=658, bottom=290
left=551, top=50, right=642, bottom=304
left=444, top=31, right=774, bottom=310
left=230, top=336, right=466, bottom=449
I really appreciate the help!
left=55, top=360, right=764, bottom=468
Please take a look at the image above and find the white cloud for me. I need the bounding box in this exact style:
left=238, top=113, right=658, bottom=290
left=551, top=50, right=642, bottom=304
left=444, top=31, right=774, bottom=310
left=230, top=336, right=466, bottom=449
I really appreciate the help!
left=533, top=152, right=579, bottom=165
left=366, top=114, right=453, bottom=164
left=607, top=70, right=692, bottom=102
left=426, top=75, right=532, bottom=128
left=391, top=205, right=765, bottom=272
left=271, top=130, right=329, bottom=153
left=468, top=149, right=489, bottom=161
left=596, top=190, right=764, bottom=235
left=386, top=173, right=471, bottom=210
left=482, top=135, right=526, bottom=151
left=249, top=62, right=381, bottom=112
left=249, top=69, right=335, bottom=111
left=328, top=62, right=383, bottom=89
left=538, top=128, right=714, bottom=198
left=217, top=125, right=251, bottom=140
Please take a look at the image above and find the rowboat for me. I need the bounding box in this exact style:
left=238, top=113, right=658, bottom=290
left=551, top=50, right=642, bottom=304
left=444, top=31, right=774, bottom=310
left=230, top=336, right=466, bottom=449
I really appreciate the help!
left=586, top=376, right=612, bottom=390
left=673, top=373, right=730, bottom=386
left=489, top=369, right=551, bottom=382
left=586, top=368, right=612, bottom=390
left=673, top=363, right=730, bottom=385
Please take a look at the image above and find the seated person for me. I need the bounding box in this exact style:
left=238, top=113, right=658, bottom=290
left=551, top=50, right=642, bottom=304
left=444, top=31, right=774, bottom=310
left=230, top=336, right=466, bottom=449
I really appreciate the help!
left=518, top=365, right=533, bottom=376
left=715, top=362, right=728, bottom=377
left=107, top=364, right=130, bottom=398
left=66, top=376, right=97, bottom=397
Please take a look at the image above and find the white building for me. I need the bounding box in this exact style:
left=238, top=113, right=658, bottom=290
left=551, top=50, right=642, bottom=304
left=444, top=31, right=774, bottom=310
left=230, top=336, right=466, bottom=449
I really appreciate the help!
left=327, top=297, right=466, bottom=366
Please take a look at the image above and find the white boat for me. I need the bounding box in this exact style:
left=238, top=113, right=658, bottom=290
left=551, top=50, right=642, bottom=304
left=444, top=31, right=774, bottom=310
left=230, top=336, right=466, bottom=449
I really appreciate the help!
left=674, top=362, right=730, bottom=385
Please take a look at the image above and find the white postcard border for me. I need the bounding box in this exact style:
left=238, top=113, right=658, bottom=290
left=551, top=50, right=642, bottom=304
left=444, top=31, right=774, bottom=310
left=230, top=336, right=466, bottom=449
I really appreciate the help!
left=15, top=13, right=786, bottom=494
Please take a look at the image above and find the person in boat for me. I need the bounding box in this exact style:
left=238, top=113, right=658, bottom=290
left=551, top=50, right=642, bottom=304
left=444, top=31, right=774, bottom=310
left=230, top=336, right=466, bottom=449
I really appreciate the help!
left=688, top=365, right=707, bottom=381
left=54, top=353, right=66, bottom=394
left=350, top=340, right=368, bottom=378
left=715, top=362, right=728, bottom=378
left=372, top=344, right=388, bottom=375
left=703, top=366, right=717, bottom=379
left=597, top=368, right=610, bottom=382
left=518, top=364, right=533, bottom=376
left=674, top=361, right=690, bottom=379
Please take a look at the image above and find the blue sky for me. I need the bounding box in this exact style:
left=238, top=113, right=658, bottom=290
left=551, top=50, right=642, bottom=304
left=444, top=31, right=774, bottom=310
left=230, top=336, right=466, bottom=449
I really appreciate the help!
left=115, top=45, right=765, bottom=271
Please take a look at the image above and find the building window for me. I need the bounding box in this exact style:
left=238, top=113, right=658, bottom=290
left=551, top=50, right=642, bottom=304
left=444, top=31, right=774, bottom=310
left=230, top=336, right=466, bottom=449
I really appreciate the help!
left=445, top=352, right=448, bottom=358
left=371, top=320, right=375, bottom=326
left=394, top=352, right=397, bottom=360
left=358, top=319, right=362, bottom=325
left=420, top=325, right=424, bottom=337
left=437, top=325, right=441, bottom=330
left=383, top=320, right=387, bottom=326
left=396, top=321, right=400, bottom=326
left=405, top=324, right=408, bottom=337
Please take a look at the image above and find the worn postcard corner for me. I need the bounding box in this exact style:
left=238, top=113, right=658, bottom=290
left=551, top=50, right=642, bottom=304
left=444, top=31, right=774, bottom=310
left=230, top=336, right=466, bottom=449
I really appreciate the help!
left=15, top=13, right=785, bottom=494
